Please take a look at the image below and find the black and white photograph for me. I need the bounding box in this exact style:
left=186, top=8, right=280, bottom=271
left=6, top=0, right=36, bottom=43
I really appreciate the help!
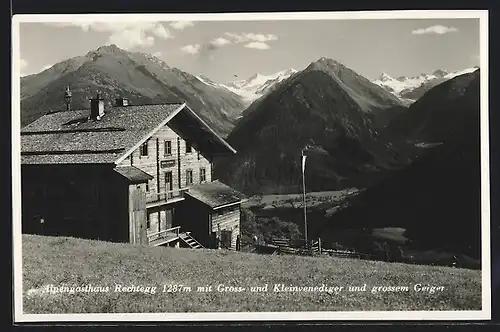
left=12, top=10, right=490, bottom=321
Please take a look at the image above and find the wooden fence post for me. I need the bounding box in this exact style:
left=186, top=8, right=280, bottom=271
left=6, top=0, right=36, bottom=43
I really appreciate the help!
left=318, top=237, right=322, bottom=255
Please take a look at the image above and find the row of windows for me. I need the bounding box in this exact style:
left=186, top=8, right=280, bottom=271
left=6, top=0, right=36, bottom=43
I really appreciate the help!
left=145, top=168, right=207, bottom=192
left=139, top=139, right=196, bottom=157
left=181, top=168, right=207, bottom=186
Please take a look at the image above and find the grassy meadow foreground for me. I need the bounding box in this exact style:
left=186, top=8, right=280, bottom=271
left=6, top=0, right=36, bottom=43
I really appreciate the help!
left=22, top=234, right=481, bottom=313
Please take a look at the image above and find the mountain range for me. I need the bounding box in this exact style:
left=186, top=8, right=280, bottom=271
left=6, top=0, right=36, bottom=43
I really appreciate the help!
left=214, top=57, right=408, bottom=194
left=20, top=44, right=246, bottom=136
left=196, top=68, right=298, bottom=104
left=328, top=69, right=481, bottom=259
left=21, top=43, right=478, bottom=138
left=193, top=63, right=478, bottom=107
left=373, top=66, right=479, bottom=102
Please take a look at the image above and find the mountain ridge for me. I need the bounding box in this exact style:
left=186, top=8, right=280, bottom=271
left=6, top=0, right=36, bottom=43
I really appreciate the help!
left=373, top=66, right=479, bottom=102
left=215, top=57, right=407, bottom=195
left=329, top=70, right=481, bottom=259
left=20, top=44, right=246, bottom=136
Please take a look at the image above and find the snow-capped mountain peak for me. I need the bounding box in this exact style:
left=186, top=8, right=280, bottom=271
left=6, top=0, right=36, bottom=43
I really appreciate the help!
left=373, top=66, right=479, bottom=103
left=196, top=68, right=299, bottom=102
left=443, top=66, right=479, bottom=80
left=378, top=73, right=394, bottom=81
left=231, top=69, right=298, bottom=90
left=432, top=69, right=449, bottom=78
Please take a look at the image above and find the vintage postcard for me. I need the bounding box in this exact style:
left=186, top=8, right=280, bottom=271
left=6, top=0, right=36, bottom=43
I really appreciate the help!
left=12, top=10, right=490, bottom=322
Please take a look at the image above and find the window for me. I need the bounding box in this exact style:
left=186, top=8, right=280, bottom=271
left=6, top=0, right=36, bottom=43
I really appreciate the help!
left=145, top=182, right=149, bottom=192
left=164, top=140, right=172, bottom=156
left=140, top=140, right=149, bottom=157
left=186, top=169, right=193, bottom=186
left=146, top=213, right=151, bottom=229
left=200, top=168, right=206, bottom=183
left=185, top=141, right=192, bottom=154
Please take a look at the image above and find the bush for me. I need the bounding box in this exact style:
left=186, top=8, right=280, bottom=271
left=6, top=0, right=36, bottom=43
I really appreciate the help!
left=240, top=208, right=258, bottom=243
left=240, top=207, right=302, bottom=244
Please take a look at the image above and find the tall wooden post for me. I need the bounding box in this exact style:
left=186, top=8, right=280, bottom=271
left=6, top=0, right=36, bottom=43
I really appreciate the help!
left=301, top=150, right=308, bottom=250
left=177, top=137, right=182, bottom=188
left=156, top=138, right=160, bottom=201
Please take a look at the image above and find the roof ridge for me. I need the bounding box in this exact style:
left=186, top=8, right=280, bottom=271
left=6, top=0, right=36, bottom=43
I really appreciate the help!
left=111, top=101, right=185, bottom=108
left=21, top=127, right=127, bottom=135
left=22, top=148, right=125, bottom=156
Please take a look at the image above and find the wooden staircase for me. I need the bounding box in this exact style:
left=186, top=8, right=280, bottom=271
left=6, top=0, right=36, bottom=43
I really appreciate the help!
left=179, top=232, right=205, bottom=249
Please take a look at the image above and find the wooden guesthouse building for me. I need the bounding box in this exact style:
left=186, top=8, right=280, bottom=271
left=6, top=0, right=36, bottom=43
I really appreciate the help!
left=21, top=92, right=246, bottom=250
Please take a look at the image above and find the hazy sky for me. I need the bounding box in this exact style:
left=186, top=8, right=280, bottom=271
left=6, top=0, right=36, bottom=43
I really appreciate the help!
left=18, top=17, right=480, bottom=83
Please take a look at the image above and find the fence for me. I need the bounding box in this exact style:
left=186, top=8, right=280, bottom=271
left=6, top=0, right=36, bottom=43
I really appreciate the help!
left=266, top=236, right=364, bottom=258
left=256, top=236, right=476, bottom=268
left=146, top=188, right=188, bottom=205
left=147, top=226, right=181, bottom=246
left=311, top=238, right=322, bottom=254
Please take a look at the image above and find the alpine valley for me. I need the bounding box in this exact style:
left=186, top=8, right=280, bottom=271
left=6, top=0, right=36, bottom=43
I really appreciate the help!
left=212, top=58, right=481, bottom=265
left=19, top=46, right=482, bottom=266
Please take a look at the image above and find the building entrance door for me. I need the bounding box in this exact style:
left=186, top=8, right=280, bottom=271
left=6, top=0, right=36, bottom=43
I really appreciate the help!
left=165, top=171, right=173, bottom=199
left=220, top=230, right=232, bottom=249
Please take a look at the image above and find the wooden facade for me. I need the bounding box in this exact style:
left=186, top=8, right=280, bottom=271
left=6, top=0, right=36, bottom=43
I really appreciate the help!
left=117, top=123, right=214, bottom=240
left=210, top=204, right=241, bottom=250
left=175, top=196, right=242, bottom=250
left=21, top=100, right=246, bottom=251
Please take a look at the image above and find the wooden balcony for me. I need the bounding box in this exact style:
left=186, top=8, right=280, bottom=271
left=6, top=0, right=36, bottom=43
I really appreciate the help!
left=146, top=188, right=188, bottom=208
left=147, top=226, right=181, bottom=246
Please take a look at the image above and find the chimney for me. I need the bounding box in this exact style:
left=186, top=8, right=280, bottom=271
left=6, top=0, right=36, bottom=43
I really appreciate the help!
left=64, top=86, right=72, bottom=111
left=115, top=97, right=129, bottom=107
left=90, top=92, right=105, bottom=120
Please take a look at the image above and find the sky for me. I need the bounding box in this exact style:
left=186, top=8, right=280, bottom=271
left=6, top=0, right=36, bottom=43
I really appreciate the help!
left=17, top=17, right=481, bottom=84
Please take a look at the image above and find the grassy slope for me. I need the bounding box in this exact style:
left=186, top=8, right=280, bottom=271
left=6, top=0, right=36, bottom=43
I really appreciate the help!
left=22, top=234, right=481, bottom=314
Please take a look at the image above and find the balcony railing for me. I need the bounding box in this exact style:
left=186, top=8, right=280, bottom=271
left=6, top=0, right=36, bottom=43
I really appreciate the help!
left=147, top=226, right=181, bottom=246
left=146, top=188, right=188, bottom=206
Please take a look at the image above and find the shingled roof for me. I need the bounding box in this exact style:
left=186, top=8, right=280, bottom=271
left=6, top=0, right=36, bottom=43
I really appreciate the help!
left=20, top=102, right=236, bottom=165
left=186, top=180, right=247, bottom=209
left=114, top=166, right=154, bottom=184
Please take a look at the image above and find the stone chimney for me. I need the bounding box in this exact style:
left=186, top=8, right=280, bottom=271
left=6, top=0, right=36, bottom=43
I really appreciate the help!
left=90, top=92, right=105, bottom=120
left=115, top=97, right=129, bottom=107
left=64, top=86, right=72, bottom=111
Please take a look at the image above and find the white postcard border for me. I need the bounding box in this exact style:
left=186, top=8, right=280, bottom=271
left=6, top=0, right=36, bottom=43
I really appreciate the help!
left=11, top=10, right=491, bottom=322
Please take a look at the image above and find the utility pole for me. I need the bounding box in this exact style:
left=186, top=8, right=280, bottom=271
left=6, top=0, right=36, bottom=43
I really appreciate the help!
left=301, top=149, right=308, bottom=250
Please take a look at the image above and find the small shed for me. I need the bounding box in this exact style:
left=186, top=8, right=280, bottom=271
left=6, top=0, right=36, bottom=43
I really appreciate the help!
left=177, top=180, right=247, bottom=250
